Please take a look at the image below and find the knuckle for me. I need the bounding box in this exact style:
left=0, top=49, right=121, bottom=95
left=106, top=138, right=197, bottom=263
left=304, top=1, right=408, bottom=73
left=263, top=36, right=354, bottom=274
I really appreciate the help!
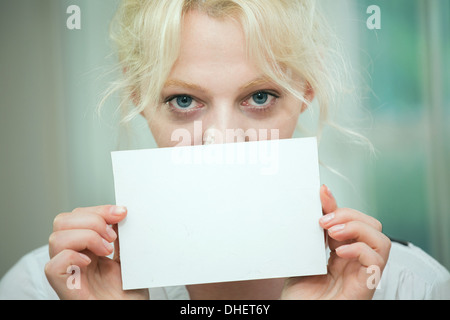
left=375, top=233, right=391, bottom=263
left=88, top=214, right=106, bottom=232
left=53, top=212, right=68, bottom=231
left=48, top=232, right=61, bottom=257
left=44, top=260, right=53, bottom=277
left=375, top=255, right=385, bottom=269
left=71, top=207, right=84, bottom=214
left=48, top=231, right=58, bottom=247
left=336, top=207, right=358, bottom=220
left=62, top=249, right=80, bottom=264
left=44, top=250, right=75, bottom=277
left=334, top=207, right=347, bottom=217
left=346, top=220, right=362, bottom=233
left=374, top=219, right=383, bottom=232
left=85, top=229, right=101, bottom=248
left=382, top=234, right=392, bottom=252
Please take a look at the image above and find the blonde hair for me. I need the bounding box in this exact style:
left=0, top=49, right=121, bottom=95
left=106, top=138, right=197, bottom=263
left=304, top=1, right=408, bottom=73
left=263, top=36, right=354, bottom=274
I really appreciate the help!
left=101, top=0, right=371, bottom=148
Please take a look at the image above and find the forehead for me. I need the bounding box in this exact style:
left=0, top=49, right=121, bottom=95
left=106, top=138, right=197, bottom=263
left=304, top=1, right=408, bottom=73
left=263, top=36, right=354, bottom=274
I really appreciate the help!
left=165, top=10, right=267, bottom=95
left=178, top=10, right=246, bottom=64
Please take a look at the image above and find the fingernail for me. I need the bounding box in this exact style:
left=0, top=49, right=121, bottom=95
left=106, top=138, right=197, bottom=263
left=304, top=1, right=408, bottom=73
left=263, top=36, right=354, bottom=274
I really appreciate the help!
left=320, top=212, right=335, bottom=224
left=324, top=184, right=333, bottom=198
left=329, top=224, right=345, bottom=232
left=336, top=244, right=350, bottom=253
left=110, top=205, right=127, bottom=215
left=79, top=252, right=91, bottom=264
left=103, top=238, right=114, bottom=252
left=106, top=224, right=117, bottom=240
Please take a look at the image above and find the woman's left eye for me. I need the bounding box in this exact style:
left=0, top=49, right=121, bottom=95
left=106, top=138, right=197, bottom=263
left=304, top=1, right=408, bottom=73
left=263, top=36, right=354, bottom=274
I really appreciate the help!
left=242, top=91, right=278, bottom=109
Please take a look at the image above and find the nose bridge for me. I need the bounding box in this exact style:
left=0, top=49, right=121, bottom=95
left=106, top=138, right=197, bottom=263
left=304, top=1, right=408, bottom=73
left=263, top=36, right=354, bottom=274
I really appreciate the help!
left=202, top=100, right=247, bottom=144
left=211, top=100, right=235, bottom=132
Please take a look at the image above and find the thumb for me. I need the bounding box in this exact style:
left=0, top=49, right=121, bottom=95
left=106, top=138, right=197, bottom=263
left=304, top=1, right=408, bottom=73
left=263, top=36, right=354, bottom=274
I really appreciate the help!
left=320, top=184, right=338, bottom=214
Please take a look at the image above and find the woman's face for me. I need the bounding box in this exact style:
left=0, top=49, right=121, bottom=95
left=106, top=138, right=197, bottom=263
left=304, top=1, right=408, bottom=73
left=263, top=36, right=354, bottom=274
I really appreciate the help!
left=142, top=10, right=311, bottom=148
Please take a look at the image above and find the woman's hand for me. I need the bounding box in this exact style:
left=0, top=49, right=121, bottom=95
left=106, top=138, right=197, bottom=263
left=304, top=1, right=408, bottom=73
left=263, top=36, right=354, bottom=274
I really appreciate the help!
left=45, top=205, right=149, bottom=300
left=281, top=185, right=391, bottom=300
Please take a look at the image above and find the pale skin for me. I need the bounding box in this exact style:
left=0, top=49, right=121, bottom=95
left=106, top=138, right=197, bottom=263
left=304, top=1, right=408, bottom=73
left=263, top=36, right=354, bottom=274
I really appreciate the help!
left=45, top=10, right=391, bottom=300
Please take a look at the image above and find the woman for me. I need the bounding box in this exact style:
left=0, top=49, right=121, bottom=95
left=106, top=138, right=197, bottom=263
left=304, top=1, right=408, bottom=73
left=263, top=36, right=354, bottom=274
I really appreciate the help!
left=1, top=0, right=449, bottom=300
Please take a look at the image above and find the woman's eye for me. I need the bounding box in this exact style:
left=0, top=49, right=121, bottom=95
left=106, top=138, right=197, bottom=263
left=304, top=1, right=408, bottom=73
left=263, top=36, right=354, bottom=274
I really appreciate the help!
left=166, top=95, right=203, bottom=111
left=252, top=92, right=269, bottom=105
left=242, top=91, right=278, bottom=109
left=175, top=95, right=193, bottom=108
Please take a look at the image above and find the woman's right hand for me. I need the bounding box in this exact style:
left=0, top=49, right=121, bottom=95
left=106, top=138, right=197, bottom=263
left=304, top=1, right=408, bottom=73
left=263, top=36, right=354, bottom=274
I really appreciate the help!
left=45, top=205, right=149, bottom=300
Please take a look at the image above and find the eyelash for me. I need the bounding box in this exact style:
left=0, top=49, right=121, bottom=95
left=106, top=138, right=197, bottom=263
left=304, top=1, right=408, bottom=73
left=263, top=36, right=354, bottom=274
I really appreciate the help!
left=163, top=90, right=280, bottom=115
left=164, top=95, right=205, bottom=115
left=241, top=91, right=280, bottom=112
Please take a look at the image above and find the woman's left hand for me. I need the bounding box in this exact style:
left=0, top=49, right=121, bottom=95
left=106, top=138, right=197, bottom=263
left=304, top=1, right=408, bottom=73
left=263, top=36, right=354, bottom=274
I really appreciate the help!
left=281, top=185, right=391, bottom=300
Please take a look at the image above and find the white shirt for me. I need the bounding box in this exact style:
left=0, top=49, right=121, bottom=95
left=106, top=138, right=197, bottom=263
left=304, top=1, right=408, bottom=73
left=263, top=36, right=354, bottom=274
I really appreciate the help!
left=1, top=241, right=449, bottom=300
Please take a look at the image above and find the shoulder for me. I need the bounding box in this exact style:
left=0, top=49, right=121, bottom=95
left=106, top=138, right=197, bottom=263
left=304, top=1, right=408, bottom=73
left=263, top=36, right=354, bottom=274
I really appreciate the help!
left=0, top=245, right=58, bottom=300
left=373, top=240, right=450, bottom=300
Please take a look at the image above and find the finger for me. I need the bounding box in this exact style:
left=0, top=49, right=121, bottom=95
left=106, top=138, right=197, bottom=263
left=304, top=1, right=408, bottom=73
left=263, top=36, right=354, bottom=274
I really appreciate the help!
left=49, top=229, right=114, bottom=258
left=71, top=205, right=127, bottom=225
left=320, top=184, right=337, bottom=214
left=319, top=184, right=337, bottom=249
left=327, top=220, right=391, bottom=259
left=53, top=211, right=118, bottom=243
left=44, top=249, right=91, bottom=298
left=319, top=207, right=383, bottom=232
left=335, top=242, right=385, bottom=269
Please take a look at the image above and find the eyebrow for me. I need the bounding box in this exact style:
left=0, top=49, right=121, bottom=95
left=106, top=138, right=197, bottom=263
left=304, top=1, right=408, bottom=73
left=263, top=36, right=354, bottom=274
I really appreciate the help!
left=163, top=79, right=206, bottom=91
left=163, top=76, right=273, bottom=93
left=239, top=76, right=272, bottom=90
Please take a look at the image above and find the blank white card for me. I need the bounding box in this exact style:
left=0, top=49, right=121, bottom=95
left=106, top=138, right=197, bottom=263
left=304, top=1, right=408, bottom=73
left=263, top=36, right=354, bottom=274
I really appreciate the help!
left=112, top=137, right=327, bottom=290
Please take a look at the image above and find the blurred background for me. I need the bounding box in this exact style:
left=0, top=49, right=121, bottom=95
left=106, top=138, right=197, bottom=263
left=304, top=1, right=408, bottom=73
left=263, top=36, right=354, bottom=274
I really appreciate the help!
left=1, top=0, right=449, bottom=280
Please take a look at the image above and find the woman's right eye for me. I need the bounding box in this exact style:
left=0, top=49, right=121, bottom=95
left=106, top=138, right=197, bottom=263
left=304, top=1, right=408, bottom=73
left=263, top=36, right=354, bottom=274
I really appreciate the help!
left=166, top=95, right=204, bottom=111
